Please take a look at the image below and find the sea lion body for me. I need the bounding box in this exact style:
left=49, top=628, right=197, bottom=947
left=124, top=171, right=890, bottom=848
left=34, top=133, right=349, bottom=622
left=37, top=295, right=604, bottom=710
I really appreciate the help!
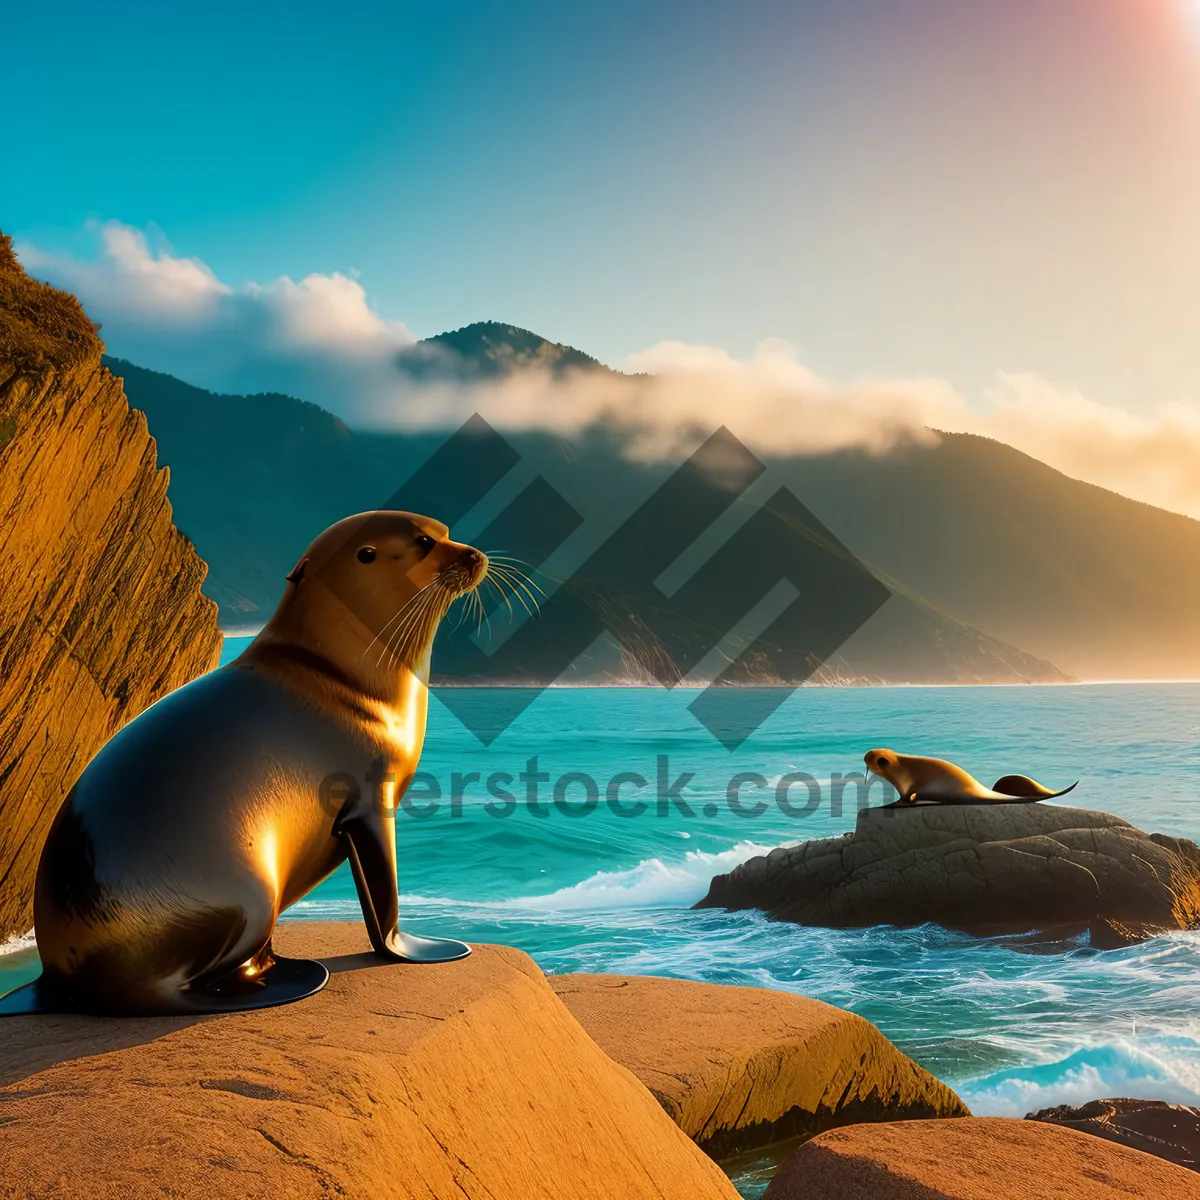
left=865, top=749, right=1077, bottom=807
left=3, top=511, right=488, bottom=1017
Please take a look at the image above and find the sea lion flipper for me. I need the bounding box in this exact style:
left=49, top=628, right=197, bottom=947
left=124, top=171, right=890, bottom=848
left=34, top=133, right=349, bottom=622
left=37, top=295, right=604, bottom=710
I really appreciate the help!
left=991, top=775, right=1078, bottom=802
left=0, top=978, right=48, bottom=1016
left=0, top=959, right=329, bottom=1018
left=341, top=819, right=470, bottom=965
left=382, top=928, right=473, bottom=963
left=182, top=955, right=331, bottom=1014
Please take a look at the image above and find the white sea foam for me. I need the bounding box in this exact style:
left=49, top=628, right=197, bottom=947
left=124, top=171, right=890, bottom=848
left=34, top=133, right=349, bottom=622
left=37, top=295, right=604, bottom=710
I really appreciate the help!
left=0, top=929, right=36, bottom=956
left=499, top=840, right=785, bottom=911
left=291, top=838, right=785, bottom=916
left=959, top=1042, right=1200, bottom=1117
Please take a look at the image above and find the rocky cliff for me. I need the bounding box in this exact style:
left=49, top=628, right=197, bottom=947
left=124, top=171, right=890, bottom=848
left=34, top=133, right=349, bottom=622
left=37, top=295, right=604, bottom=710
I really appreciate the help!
left=0, top=234, right=221, bottom=941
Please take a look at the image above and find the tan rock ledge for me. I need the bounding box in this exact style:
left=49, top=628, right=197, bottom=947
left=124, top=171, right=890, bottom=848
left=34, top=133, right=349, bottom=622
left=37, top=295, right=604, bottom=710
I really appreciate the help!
left=0, top=923, right=738, bottom=1200
left=761, top=1116, right=1199, bottom=1199
left=550, top=972, right=968, bottom=1158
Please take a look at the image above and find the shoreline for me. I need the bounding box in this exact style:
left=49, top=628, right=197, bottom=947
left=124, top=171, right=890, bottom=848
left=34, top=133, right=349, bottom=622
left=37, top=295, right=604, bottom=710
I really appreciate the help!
left=217, top=633, right=1200, bottom=688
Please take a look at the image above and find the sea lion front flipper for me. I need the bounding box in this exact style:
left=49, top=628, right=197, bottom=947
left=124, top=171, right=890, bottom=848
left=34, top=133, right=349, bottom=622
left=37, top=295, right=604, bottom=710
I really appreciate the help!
left=341, top=816, right=471, bottom=965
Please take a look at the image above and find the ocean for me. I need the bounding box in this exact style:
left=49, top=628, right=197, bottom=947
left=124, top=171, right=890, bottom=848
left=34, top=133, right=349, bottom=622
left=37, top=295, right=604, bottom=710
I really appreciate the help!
left=4, top=637, right=1199, bottom=1195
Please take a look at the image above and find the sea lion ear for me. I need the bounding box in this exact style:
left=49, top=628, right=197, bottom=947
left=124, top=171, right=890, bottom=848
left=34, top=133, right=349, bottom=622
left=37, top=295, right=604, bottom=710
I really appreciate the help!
left=286, top=557, right=309, bottom=585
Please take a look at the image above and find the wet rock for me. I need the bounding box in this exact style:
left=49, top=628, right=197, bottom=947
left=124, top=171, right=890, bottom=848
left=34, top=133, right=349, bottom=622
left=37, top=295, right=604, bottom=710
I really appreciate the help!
left=697, top=803, right=1200, bottom=946
left=1027, top=1096, right=1200, bottom=1174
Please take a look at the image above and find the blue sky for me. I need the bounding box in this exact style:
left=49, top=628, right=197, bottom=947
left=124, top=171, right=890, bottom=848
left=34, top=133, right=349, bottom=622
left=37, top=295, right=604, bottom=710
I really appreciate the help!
left=6, top=0, right=1200, bottom=520
left=7, top=1, right=1197, bottom=398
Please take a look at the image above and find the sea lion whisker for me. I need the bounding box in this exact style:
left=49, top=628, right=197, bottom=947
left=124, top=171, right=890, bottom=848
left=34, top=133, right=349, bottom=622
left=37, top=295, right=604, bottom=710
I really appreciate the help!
left=453, top=583, right=489, bottom=641
left=480, top=575, right=514, bottom=623
left=490, top=562, right=545, bottom=602
left=360, top=580, right=439, bottom=663
left=467, top=587, right=492, bottom=640
left=486, top=563, right=543, bottom=612
left=490, top=562, right=546, bottom=597
left=377, top=593, right=430, bottom=668
left=486, top=570, right=535, bottom=619
left=449, top=588, right=474, bottom=632
left=482, top=554, right=547, bottom=596
left=388, top=601, right=443, bottom=674
left=381, top=584, right=445, bottom=672
left=394, top=583, right=450, bottom=661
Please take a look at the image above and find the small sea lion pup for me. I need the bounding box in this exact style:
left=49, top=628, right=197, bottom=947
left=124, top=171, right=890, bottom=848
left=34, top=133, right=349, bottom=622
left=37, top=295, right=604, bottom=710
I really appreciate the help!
left=865, top=749, right=1078, bottom=806
left=0, top=512, right=488, bottom=1018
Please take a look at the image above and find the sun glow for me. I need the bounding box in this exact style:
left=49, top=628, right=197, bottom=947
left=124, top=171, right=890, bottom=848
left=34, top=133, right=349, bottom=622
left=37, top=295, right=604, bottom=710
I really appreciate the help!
left=257, top=828, right=280, bottom=902
left=381, top=673, right=428, bottom=759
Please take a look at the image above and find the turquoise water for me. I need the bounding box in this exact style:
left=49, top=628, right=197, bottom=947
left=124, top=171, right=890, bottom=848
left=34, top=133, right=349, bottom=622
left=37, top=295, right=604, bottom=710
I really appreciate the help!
left=5, top=638, right=1199, bottom=1187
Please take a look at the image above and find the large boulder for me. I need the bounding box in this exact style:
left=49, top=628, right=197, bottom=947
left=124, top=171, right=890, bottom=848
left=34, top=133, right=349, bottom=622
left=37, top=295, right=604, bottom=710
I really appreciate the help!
left=762, top=1116, right=1199, bottom=1199
left=1027, top=1097, right=1200, bottom=1174
left=697, top=803, right=1200, bottom=947
left=549, top=972, right=967, bottom=1157
left=0, top=922, right=739, bottom=1200
left=0, top=234, right=221, bottom=941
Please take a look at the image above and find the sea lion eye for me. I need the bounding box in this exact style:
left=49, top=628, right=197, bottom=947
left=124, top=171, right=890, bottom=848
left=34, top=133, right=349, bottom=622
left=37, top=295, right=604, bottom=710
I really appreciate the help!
left=414, top=534, right=435, bottom=552
left=357, top=546, right=377, bottom=564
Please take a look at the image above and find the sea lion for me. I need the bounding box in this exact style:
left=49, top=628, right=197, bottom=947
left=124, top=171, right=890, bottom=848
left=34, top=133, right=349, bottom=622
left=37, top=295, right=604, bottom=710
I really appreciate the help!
left=865, top=749, right=1077, bottom=806
left=0, top=511, right=488, bottom=1017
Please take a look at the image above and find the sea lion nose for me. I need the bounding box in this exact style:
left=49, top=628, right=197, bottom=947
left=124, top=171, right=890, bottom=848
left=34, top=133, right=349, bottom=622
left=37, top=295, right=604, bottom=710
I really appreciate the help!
left=449, top=547, right=488, bottom=586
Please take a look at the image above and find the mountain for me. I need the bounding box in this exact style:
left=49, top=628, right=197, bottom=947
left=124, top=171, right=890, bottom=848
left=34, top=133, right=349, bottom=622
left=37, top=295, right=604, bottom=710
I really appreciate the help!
left=106, top=319, right=1200, bottom=682
left=772, top=436, right=1200, bottom=680
left=397, top=321, right=615, bottom=380
left=106, top=355, right=1060, bottom=686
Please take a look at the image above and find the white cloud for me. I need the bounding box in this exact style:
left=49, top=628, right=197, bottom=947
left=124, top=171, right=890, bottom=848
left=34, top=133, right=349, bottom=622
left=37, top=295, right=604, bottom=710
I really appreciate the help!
left=964, top=373, right=1200, bottom=518
left=16, top=222, right=1200, bottom=521
left=19, top=223, right=229, bottom=320
left=248, top=271, right=408, bottom=352
left=369, top=337, right=953, bottom=463
left=16, top=221, right=414, bottom=401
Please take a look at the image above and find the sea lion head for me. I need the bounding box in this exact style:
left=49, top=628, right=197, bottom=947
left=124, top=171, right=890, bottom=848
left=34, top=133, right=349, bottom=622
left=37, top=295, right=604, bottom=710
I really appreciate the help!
left=261, top=510, right=489, bottom=679
left=864, top=748, right=910, bottom=795
left=308, top=508, right=486, bottom=595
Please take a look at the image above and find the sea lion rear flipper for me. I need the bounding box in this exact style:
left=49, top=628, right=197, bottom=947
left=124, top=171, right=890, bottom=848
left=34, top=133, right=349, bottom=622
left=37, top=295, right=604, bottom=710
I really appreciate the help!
left=0, top=978, right=48, bottom=1016
left=1043, top=780, right=1078, bottom=801
left=181, top=954, right=331, bottom=1014
left=991, top=775, right=1079, bottom=802
left=0, top=960, right=329, bottom=1018
left=341, top=814, right=470, bottom=965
